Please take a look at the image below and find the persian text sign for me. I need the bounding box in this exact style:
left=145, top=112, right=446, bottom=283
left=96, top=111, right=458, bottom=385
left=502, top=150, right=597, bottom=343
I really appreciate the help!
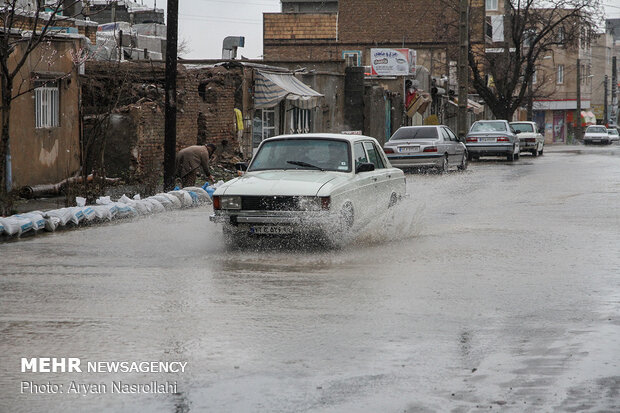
left=370, top=49, right=416, bottom=76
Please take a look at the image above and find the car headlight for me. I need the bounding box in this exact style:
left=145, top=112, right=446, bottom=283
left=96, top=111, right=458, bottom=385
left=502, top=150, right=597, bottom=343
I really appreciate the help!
left=297, top=196, right=321, bottom=211
left=220, top=196, right=241, bottom=210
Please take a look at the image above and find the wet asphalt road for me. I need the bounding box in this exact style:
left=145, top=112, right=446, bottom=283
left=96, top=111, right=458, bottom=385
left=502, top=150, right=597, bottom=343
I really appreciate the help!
left=1, top=145, right=620, bottom=413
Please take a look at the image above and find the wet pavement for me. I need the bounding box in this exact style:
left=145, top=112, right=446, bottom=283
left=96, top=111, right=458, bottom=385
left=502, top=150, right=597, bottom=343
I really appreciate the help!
left=1, top=145, right=619, bottom=412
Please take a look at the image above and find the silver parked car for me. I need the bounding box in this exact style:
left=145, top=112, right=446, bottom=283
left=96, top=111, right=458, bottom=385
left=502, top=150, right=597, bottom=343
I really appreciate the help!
left=466, top=120, right=520, bottom=161
left=607, top=128, right=619, bottom=143
left=383, top=125, right=468, bottom=173
left=510, top=121, right=544, bottom=156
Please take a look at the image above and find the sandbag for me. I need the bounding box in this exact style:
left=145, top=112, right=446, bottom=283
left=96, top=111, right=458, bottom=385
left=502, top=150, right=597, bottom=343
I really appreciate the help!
left=150, top=195, right=174, bottom=210
left=0, top=216, right=34, bottom=236
left=142, top=198, right=165, bottom=213
left=14, top=212, right=47, bottom=231
left=113, top=202, right=138, bottom=218
left=183, top=186, right=211, bottom=203
left=168, top=190, right=193, bottom=207
left=91, top=204, right=117, bottom=221
left=45, top=208, right=81, bottom=226
left=156, top=193, right=182, bottom=209
left=80, top=206, right=97, bottom=222
left=44, top=216, right=61, bottom=232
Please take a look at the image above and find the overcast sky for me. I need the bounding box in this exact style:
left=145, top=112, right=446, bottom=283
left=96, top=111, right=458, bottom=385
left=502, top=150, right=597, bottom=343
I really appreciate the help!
left=142, top=0, right=620, bottom=60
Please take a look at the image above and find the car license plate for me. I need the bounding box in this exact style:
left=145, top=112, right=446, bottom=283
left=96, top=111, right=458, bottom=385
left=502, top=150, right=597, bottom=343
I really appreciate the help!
left=251, top=225, right=294, bottom=235
left=399, top=146, right=420, bottom=153
left=481, top=137, right=497, bottom=142
left=592, top=139, right=600, bottom=143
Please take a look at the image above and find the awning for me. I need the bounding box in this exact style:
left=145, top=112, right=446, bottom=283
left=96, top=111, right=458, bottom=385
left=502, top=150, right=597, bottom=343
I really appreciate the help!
left=452, top=98, right=484, bottom=115
left=407, top=92, right=431, bottom=117
left=254, top=70, right=323, bottom=109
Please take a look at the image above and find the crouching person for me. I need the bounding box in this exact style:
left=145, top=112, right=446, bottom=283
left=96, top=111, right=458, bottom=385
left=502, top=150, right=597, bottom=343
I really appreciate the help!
left=175, top=143, right=216, bottom=187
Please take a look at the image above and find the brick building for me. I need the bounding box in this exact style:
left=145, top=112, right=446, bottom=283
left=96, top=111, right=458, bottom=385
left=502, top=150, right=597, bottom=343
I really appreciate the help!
left=264, top=0, right=486, bottom=139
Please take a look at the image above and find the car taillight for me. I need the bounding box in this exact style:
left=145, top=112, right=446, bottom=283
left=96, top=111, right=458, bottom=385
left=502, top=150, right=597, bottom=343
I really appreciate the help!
left=423, top=146, right=438, bottom=152
left=525, top=138, right=536, bottom=142
left=466, top=137, right=478, bottom=142
left=383, top=147, right=394, bottom=154
left=320, top=196, right=330, bottom=210
left=213, top=195, right=221, bottom=210
left=497, top=137, right=510, bottom=142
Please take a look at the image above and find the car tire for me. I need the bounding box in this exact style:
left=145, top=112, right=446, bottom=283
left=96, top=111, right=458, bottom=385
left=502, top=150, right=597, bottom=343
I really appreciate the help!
left=515, top=151, right=520, bottom=160
left=438, top=155, right=448, bottom=173
left=531, top=148, right=538, bottom=157
left=539, top=147, right=544, bottom=155
left=458, top=152, right=468, bottom=170
left=507, top=151, right=515, bottom=161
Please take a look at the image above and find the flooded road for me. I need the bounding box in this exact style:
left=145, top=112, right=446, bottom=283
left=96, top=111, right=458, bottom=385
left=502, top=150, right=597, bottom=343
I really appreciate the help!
left=1, top=146, right=620, bottom=412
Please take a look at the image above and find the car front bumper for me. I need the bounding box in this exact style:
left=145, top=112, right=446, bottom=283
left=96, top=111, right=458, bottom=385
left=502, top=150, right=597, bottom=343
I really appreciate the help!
left=386, top=154, right=443, bottom=168
left=210, top=210, right=335, bottom=233
left=466, top=143, right=514, bottom=156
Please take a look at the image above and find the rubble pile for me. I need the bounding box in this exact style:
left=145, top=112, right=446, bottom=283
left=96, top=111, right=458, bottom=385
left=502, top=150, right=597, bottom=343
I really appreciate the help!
left=0, top=186, right=212, bottom=240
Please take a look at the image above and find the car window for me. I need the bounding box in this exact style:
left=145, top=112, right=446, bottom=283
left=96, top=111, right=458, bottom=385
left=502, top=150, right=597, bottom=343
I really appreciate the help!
left=248, top=138, right=351, bottom=172
left=445, top=128, right=458, bottom=141
left=353, top=142, right=369, bottom=168
left=470, top=121, right=507, bottom=132
left=363, top=141, right=385, bottom=169
left=586, top=126, right=607, bottom=134
left=390, top=126, right=438, bottom=140
left=511, top=123, right=534, bottom=133
left=440, top=128, right=452, bottom=141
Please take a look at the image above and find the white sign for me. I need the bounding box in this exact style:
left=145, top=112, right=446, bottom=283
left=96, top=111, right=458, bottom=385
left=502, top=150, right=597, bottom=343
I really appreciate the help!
left=370, top=48, right=416, bottom=76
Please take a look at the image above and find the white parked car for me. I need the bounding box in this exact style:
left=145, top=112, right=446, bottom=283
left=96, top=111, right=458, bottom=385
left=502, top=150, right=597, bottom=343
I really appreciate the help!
left=210, top=134, right=406, bottom=245
left=510, top=121, right=544, bottom=156
left=584, top=125, right=611, bottom=145
left=607, top=128, right=619, bottom=143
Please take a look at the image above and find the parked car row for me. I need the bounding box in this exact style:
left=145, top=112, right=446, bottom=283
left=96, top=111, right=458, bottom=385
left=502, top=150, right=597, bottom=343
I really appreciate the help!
left=584, top=125, right=620, bottom=145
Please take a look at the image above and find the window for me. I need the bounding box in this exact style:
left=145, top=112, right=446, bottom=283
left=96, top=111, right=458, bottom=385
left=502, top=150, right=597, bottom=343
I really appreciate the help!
left=353, top=142, right=368, bottom=169
left=390, top=126, right=438, bottom=140
left=363, top=141, right=385, bottom=169
left=342, top=51, right=361, bottom=67
left=248, top=138, right=351, bottom=172
left=556, top=64, right=564, bottom=84
left=557, top=26, right=565, bottom=44
left=532, top=68, right=537, bottom=84
left=252, top=108, right=276, bottom=149
left=524, top=30, right=536, bottom=48
left=34, top=80, right=59, bottom=128
left=486, top=0, right=498, bottom=11
left=289, top=107, right=311, bottom=134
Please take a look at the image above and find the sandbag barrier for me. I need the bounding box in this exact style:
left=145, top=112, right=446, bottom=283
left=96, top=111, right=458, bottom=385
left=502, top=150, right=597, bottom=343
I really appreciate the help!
left=0, top=187, right=212, bottom=240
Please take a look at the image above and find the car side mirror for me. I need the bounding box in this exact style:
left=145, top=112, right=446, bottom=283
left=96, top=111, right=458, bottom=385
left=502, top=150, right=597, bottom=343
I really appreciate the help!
left=515, top=130, right=521, bottom=134
left=356, top=162, right=375, bottom=173
left=235, top=162, right=248, bottom=172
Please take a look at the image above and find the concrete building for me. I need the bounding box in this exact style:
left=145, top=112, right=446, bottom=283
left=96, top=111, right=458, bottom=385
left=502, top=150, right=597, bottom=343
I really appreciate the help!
left=591, top=29, right=614, bottom=124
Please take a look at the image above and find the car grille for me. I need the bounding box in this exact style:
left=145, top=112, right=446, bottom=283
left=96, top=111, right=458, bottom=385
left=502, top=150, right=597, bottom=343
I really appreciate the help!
left=241, top=196, right=299, bottom=211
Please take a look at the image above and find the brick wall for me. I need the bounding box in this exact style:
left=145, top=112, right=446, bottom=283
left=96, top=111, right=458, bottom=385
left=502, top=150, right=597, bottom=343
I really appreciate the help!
left=264, top=13, right=337, bottom=40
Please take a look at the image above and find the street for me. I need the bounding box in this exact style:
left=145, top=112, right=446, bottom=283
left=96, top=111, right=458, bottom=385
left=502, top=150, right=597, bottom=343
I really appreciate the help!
left=1, top=146, right=620, bottom=412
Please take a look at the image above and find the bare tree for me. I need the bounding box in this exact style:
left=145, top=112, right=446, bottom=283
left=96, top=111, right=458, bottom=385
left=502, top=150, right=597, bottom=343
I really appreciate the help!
left=467, top=0, right=602, bottom=121
left=0, top=0, right=82, bottom=214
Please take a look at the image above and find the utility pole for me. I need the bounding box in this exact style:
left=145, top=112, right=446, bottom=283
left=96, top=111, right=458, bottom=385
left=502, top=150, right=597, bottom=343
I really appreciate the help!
left=604, top=75, right=608, bottom=126
left=164, top=0, right=179, bottom=190
left=575, top=59, right=581, bottom=144
left=527, top=76, right=533, bottom=121
left=457, top=0, right=469, bottom=139
left=612, top=56, right=618, bottom=126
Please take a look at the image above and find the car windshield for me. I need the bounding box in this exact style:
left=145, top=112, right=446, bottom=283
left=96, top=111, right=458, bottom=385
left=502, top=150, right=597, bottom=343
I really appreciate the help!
left=511, top=123, right=534, bottom=133
left=248, top=138, right=351, bottom=172
left=608, top=129, right=619, bottom=135
left=390, top=127, right=438, bottom=140
left=586, top=126, right=607, bottom=134
left=470, top=121, right=507, bottom=132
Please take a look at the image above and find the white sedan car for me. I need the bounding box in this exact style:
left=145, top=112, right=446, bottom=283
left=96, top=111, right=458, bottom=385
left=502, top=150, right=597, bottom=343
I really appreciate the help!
left=210, top=134, right=406, bottom=245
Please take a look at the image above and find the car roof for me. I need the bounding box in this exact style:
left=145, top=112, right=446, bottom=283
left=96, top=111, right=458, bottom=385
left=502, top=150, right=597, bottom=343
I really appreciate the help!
left=475, top=120, right=508, bottom=123
left=263, top=133, right=378, bottom=143
left=510, top=121, right=534, bottom=124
